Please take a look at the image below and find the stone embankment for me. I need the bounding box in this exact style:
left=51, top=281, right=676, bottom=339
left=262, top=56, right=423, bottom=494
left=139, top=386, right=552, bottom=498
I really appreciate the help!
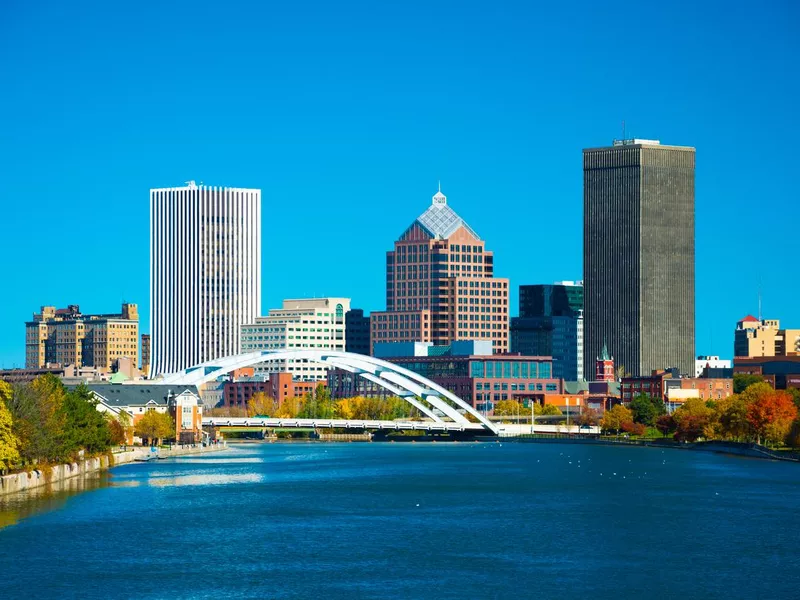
left=0, top=443, right=227, bottom=497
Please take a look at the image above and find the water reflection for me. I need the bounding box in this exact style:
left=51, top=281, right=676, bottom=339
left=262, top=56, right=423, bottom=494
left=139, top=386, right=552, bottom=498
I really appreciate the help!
left=0, top=471, right=111, bottom=530
left=146, top=473, right=263, bottom=487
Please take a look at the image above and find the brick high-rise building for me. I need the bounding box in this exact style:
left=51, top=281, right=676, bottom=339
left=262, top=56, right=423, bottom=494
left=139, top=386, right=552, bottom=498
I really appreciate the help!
left=583, top=139, right=695, bottom=378
left=370, top=187, right=509, bottom=353
left=25, top=303, right=139, bottom=372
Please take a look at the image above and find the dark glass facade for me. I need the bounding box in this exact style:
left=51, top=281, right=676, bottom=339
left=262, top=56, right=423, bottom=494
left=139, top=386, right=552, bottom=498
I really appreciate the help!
left=511, top=283, right=583, bottom=381
left=345, top=309, right=370, bottom=356
left=583, top=141, right=695, bottom=378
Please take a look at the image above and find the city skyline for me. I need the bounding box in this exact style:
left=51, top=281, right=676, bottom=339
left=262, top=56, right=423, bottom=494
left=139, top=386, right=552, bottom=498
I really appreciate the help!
left=2, top=1, right=799, bottom=367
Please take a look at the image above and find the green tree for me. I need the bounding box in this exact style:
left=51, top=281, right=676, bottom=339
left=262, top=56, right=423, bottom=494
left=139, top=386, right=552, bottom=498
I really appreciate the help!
left=61, top=385, right=113, bottom=457
left=135, top=411, right=175, bottom=446
left=0, top=381, right=21, bottom=472
left=601, top=405, right=633, bottom=434
left=630, top=393, right=665, bottom=426
left=734, top=373, right=765, bottom=394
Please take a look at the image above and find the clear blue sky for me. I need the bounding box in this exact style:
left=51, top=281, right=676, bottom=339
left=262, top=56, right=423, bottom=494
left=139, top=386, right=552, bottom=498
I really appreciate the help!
left=1, top=0, right=798, bottom=368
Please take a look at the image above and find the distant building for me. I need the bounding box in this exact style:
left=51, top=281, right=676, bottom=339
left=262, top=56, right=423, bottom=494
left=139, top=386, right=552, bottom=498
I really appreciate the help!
left=584, top=139, right=695, bottom=378
left=595, top=342, right=615, bottom=382
left=336, top=341, right=560, bottom=414
left=150, top=182, right=261, bottom=377
left=240, top=298, right=349, bottom=381
left=510, top=282, right=584, bottom=381
left=621, top=369, right=733, bottom=409
left=25, top=303, right=139, bottom=373
left=141, top=334, right=151, bottom=375
left=90, top=384, right=204, bottom=444
left=734, top=316, right=800, bottom=358
left=345, top=309, right=370, bottom=356
left=733, top=356, right=800, bottom=390
left=370, top=187, right=509, bottom=354
left=694, top=355, right=731, bottom=377
left=223, top=374, right=324, bottom=410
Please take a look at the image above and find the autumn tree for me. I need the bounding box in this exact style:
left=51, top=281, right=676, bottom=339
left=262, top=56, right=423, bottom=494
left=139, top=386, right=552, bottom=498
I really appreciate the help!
left=672, top=398, right=714, bottom=442
left=601, top=405, right=633, bottom=434
left=715, top=395, right=751, bottom=441
left=536, top=404, right=562, bottom=416
left=135, top=411, right=175, bottom=446
left=576, top=407, right=600, bottom=427
left=493, top=400, right=523, bottom=417
left=746, top=390, right=798, bottom=446
left=655, top=414, right=675, bottom=438
left=247, top=392, right=277, bottom=417
left=0, top=381, right=21, bottom=472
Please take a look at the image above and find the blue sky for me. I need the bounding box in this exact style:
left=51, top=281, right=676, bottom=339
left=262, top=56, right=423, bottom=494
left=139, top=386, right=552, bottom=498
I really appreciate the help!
left=1, top=0, right=798, bottom=368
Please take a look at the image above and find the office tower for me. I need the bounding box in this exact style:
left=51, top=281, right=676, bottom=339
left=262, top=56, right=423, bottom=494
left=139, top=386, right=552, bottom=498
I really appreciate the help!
left=25, top=303, right=139, bottom=372
left=345, top=309, right=370, bottom=355
left=150, top=181, right=261, bottom=377
left=370, top=187, right=509, bottom=354
left=240, top=298, right=350, bottom=381
left=510, top=281, right=584, bottom=381
left=583, top=139, right=695, bottom=378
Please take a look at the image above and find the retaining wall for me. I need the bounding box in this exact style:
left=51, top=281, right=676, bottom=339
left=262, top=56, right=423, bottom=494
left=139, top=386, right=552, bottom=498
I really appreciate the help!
left=0, top=443, right=227, bottom=497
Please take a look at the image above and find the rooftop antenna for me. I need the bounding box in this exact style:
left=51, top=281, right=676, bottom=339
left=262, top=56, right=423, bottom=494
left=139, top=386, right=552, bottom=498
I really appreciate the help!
left=622, top=120, right=626, bottom=140
left=438, top=180, right=441, bottom=193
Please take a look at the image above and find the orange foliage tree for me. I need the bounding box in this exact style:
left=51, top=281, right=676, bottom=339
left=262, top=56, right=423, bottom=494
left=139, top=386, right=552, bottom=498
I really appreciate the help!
left=746, top=390, right=798, bottom=446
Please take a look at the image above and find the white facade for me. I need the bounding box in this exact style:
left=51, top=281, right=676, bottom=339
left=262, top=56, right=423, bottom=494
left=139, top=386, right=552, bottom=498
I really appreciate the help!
left=694, top=355, right=731, bottom=377
left=241, top=298, right=350, bottom=381
left=150, top=182, right=261, bottom=377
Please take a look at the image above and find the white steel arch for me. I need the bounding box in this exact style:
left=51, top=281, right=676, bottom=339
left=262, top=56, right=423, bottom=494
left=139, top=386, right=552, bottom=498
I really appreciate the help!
left=159, top=350, right=497, bottom=434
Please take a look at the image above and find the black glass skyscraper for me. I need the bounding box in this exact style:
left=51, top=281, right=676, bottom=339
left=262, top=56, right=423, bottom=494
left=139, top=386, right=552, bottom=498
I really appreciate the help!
left=583, top=140, right=695, bottom=378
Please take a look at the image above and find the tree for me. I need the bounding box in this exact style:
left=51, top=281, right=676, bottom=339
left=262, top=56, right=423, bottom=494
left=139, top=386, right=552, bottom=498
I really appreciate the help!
left=734, top=373, right=765, bottom=394
left=247, top=392, right=277, bottom=417
left=135, top=411, right=175, bottom=446
left=746, top=390, right=798, bottom=446
left=6, top=374, right=68, bottom=464
left=0, top=381, right=20, bottom=472
left=493, top=400, right=522, bottom=417
left=630, top=393, right=665, bottom=426
left=715, top=395, right=751, bottom=441
left=61, top=385, right=113, bottom=457
left=787, top=387, right=800, bottom=409
left=615, top=365, right=630, bottom=380
left=672, top=398, right=714, bottom=442
left=577, top=408, right=600, bottom=427
left=536, top=404, right=562, bottom=416
left=621, top=421, right=646, bottom=436
left=655, top=414, right=675, bottom=438
left=601, top=405, right=633, bottom=434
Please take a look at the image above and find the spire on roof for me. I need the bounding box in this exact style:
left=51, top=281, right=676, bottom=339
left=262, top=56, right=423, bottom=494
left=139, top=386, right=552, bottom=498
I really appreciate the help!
left=432, top=184, right=447, bottom=205
left=599, top=339, right=611, bottom=361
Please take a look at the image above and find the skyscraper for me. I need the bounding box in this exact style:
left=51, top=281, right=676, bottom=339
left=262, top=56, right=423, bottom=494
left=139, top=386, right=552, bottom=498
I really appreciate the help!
left=583, top=139, right=695, bottom=378
left=150, top=181, right=261, bottom=377
left=370, top=188, right=509, bottom=353
left=510, top=281, right=584, bottom=381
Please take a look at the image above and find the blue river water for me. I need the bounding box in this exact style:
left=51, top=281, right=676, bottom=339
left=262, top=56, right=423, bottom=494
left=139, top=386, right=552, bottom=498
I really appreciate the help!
left=1, top=442, right=799, bottom=599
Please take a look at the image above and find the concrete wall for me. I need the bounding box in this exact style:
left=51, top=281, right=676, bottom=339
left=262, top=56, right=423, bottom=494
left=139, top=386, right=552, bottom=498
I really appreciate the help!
left=0, top=443, right=226, bottom=497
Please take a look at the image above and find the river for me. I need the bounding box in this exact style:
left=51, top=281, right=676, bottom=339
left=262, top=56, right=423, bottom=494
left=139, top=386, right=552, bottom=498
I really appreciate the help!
left=1, top=442, right=799, bottom=599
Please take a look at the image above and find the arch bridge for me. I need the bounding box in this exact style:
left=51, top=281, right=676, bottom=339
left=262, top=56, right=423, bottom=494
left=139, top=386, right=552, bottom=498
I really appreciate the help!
left=159, top=350, right=498, bottom=435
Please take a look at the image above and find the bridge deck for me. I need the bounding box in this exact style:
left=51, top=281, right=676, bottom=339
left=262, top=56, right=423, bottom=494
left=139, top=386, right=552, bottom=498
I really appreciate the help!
left=203, top=417, right=487, bottom=432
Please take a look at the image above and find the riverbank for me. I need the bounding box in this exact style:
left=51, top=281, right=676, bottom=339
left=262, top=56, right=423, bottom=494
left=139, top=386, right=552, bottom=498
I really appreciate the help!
left=478, top=436, right=800, bottom=462
left=0, top=443, right=228, bottom=497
